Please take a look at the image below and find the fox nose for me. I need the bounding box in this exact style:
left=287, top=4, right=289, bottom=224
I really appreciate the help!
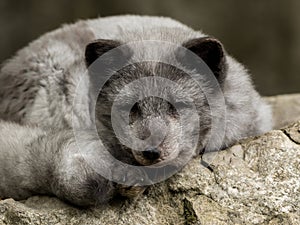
left=142, top=147, right=161, bottom=160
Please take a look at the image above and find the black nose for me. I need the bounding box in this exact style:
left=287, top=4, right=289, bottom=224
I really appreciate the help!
left=142, top=147, right=161, bottom=160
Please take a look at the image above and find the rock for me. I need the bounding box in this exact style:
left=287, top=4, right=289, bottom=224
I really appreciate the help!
left=1, top=94, right=300, bottom=225
left=265, top=94, right=300, bottom=129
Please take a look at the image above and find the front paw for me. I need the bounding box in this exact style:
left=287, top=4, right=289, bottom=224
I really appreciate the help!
left=112, top=164, right=149, bottom=198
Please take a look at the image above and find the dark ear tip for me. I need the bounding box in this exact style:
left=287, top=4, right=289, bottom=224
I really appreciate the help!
left=182, top=37, right=227, bottom=83
left=85, top=39, right=121, bottom=67
left=184, top=36, right=222, bottom=45
left=200, top=37, right=223, bottom=44
left=202, top=37, right=224, bottom=54
left=184, top=37, right=224, bottom=55
left=204, top=37, right=223, bottom=47
left=85, top=42, right=98, bottom=66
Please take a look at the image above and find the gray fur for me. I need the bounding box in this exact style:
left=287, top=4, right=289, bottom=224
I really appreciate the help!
left=0, top=15, right=272, bottom=206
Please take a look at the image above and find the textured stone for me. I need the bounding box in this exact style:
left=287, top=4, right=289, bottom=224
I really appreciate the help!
left=265, top=94, right=300, bottom=129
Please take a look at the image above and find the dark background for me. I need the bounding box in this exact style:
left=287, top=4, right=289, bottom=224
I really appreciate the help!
left=1, top=0, right=299, bottom=96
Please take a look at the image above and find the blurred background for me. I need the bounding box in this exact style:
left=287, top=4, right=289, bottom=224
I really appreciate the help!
left=0, top=0, right=299, bottom=96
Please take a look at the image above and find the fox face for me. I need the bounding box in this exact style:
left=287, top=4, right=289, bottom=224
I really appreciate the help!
left=85, top=37, right=227, bottom=168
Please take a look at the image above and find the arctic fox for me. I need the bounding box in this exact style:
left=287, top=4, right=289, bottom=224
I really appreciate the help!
left=0, top=15, right=272, bottom=206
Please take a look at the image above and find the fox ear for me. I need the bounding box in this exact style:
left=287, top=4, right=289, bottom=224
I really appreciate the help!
left=182, top=37, right=227, bottom=83
left=85, top=39, right=122, bottom=67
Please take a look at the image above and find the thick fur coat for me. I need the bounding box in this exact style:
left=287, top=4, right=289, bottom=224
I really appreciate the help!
left=0, top=15, right=272, bottom=206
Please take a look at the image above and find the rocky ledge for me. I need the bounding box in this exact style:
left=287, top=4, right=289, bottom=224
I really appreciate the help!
left=0, top=94, right=299, bottom=225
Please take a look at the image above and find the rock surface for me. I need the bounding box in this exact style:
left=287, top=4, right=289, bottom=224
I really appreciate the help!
left=1, top=94, right=300, bottom=225
left=265, top=93, right=300, bottom=129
